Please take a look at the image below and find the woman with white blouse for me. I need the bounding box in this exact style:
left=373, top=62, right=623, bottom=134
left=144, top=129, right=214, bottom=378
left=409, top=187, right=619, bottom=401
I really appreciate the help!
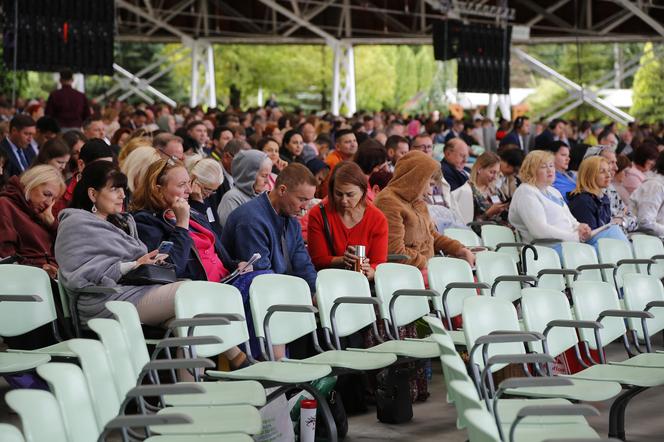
left=509, top=150, right=591, bottom=244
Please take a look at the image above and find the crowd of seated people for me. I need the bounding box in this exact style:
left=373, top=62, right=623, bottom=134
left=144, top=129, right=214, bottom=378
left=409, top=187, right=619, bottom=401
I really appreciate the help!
left=3, top=84, right=664, bottom=383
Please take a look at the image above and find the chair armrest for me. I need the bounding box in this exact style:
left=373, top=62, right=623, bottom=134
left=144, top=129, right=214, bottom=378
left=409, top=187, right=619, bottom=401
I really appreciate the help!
left=167, top=317, right=231, bottom=330
left=651, top=254, right=664, bottom=261
left=445, top=282, right=490, bottom=290
left=77, top=286, right=122, bottom=295
left=617, top=258, right=654, bottom=268
left=498, top=377, right=572, bottom=390
left=125, top=383, right=205, bottom=398
left=155, top=336, right=223, bottom=349
left=491, top=275, right=538, bottom=296
left=537, top=269, right=578, bottom=278
left=530, top=238, right=562, bottom=246
left=142, top=358, right=215, bottom=373
left=333, top=296, right=379, bottom=306
left=104, top=413, right=192, bottom=430
left=387, top=254, right=409, bottom=262
left=0, top=295, right=42, bottom=302
left=477, top=332, right=544, bottom=345
left=598, top=309, right=654, bottom=320
left=194, top=312, right=245, bottom=321
left=495, top=242, right=528, bottom=252
left=544, top=319, right=603, bottom=338
left=487, top=353, right=555, bottom=367
left=577, top=263, right=615, bottom=272
left=645, top=300, right=664, bottom=311
left=266, top=304, right=318, bottom=314
left=388, top=289, right=440, bottom=330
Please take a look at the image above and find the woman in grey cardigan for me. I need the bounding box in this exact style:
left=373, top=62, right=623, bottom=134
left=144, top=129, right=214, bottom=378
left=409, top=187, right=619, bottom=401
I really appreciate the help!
left=55, top=161, right=181, bottom=325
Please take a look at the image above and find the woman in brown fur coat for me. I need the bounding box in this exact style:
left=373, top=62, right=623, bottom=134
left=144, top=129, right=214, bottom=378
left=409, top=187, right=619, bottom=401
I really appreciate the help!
left=374, top=150, right=475, bottom=272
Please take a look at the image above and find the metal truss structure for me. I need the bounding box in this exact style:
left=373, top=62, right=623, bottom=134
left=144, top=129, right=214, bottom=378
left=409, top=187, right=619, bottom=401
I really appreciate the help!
left=26, top=0, right=664, bottom=116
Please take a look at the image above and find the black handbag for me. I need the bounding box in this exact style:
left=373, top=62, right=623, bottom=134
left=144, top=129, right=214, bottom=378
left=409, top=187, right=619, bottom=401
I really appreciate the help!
left=119, top=262, right=177, bottom=285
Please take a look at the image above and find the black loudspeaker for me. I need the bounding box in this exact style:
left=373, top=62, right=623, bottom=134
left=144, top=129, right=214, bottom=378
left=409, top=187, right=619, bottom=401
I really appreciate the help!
left=3, top=0, right=114, bottom=75
left=457, top=23, right=511, bottom=95
left=432, top=20, right=463, bottom=61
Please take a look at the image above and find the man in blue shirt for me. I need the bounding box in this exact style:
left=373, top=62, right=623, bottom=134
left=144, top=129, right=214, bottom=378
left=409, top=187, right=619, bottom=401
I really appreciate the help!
left=222, top=163, right=318, bottom=292
left=0, top=115, right=36, bottom=178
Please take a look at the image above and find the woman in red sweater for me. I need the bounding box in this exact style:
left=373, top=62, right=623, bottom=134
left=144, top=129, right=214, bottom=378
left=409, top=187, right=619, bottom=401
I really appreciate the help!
left=307, top=161, right=388, bottom=280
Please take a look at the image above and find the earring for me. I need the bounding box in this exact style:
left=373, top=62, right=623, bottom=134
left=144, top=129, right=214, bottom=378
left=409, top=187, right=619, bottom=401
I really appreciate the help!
left=91, top=203, right=98, bottom=213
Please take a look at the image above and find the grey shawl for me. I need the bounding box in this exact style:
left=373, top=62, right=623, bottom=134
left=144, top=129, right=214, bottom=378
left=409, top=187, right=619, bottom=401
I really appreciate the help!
left=55, top=208, right=158, bottom=322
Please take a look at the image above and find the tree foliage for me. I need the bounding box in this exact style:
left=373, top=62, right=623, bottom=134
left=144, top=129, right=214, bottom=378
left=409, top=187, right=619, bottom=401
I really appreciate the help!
left=631, top=43, right=664, bottom=122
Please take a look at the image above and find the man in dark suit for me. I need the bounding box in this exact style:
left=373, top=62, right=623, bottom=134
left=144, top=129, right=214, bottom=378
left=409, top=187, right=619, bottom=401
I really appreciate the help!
left=535, top=118, right=568, bottom=150
left=440, top=138, right=470, bottom=191
left=1, top=115, right=37, bottom=178
left=499, top=116, right=531, bottom=151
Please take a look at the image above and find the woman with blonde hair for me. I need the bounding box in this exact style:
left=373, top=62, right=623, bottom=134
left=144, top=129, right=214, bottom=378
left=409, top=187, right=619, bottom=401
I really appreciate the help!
left=121, top=146, right=161, bottom=193
left=0, top=165, right=65, bottom=277
left=508, top=150, right=591, bottom=244
left=568, top=156, right=628, bottom=243
left=185, top=155, right=225, bottom=236
left=118, top=136, right=152, bottom=166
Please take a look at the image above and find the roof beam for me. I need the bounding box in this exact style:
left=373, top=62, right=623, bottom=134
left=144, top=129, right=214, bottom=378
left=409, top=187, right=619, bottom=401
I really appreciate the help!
left=281, top=0, right=335, bottom=37
left=355, top=0, right=412, bottom=34
left=515, top=0, right=573, bottom=29
left=117, top=0, right=191, bottom=40
left=215, top=1, right=263, bottom=33
left=612, top=0, right=664, bottom=38
left=256, top=0, right=338, bottom=42
left=145, top=0, right=194, bottom=36
left=526, top=0, right=569, bottom=27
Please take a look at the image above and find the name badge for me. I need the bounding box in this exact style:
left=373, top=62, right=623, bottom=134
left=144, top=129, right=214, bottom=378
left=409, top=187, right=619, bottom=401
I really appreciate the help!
left=432, top=195, right=444, bottom=204
left=206, top=207, right=215, bottom=222
left=490, top=195, right=502, bottom=204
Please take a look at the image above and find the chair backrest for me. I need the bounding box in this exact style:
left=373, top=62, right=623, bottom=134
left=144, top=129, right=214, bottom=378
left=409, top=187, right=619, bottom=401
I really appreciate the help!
left=444, top=228, right=482, bottom=247
left=521, top=288, right=578, bottom=357
left=464, top=408, right=501, bottom=442
left=631, top=234, right=664, bottom=278
left=36, top=363, right=100, bottom=442
left=374, top=263, right=431, bottom=327
left=428, top=257, right=476, bottom=318
left=249, top=274, right=317, bottom=346
left=0, top=424, right=24, bottom=442
left=88, top=318, right=139, bottom=398
left=571, top=281, right=625, bottom=350
left=315, top=269, right=376, bottom=338
left=597, top=238, right=636, bottom=288
left=524, top=245, right=566, bottom=292
left=462, top=296, right=524, bottom=372
left=0, top=265, right=57, bottom=336
left=622, top=273, right=664, bottom=339
left=107, top=301, right=150, bottom=376
left=561, top=242, right=603, bottom=282
left=5, top=390, right=69, bottom=442
left=475, top=251, right=521, bottom=302
left=174, top=281, right=249, bottom=357
left=481, top=224, right=519, bottom=263
left=67, top=338, right=122, bottom=429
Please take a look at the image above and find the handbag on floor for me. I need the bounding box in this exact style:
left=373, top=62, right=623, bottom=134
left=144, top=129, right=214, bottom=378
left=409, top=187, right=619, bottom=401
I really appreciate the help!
left=375, top=365, right=413, bottom=424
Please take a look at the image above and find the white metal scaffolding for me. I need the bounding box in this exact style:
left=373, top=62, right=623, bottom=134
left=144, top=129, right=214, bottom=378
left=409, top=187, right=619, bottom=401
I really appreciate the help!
left=331, top=41, right=356, bottom=117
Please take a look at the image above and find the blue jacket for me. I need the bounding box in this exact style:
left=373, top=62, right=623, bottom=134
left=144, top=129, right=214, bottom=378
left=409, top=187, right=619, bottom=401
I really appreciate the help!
left=499, top=131, right=523, bottom=150
left=132, top=208, right=235, bottom=280
left=567, top=191, right=611, bottom=230
left=441, top=158, right=469, bottom=191
left=222, top=192, right=317, bottom=292
left=553, top=171, right=577, bottom=203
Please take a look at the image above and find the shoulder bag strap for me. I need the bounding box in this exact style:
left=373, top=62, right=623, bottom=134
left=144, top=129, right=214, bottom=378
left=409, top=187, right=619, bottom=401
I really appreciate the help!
left=319, top=203, right=336, bottom=255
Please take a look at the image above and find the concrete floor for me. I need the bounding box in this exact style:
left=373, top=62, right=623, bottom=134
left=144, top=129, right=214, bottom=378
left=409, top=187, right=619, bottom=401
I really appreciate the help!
left=2, top=343, right=664, bottom=441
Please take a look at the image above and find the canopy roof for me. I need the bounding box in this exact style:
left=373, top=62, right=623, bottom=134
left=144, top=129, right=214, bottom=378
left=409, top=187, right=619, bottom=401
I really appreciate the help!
left=115, top=0, right=664, bottom=45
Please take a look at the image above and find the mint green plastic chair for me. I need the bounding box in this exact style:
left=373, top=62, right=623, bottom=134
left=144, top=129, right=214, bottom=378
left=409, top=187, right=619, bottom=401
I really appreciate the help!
left=0, top=265, right=74, bottom=359
left=444, top=228, right=483, bottom=247
left=249, top=272, right=396, bottom=370
left=475, top=251, right=536, bottom=302
left=106, top=299, right=266, bottom=408
left=524, top=246, right=577, bottom=292
left=5, top=389, right=69, bottom=442
left=597, top=238, right=650, bottom=290
left=561, top=242, right=615, bottom=287
left=630, top=233, right=664, bottom=279
left=481, top=224, right=524, bottom=264
left=0, top=425, right=24, bottom=442
left=428, top=257, right=488, bottom=345
left=622, top=273, right=664, bottom=342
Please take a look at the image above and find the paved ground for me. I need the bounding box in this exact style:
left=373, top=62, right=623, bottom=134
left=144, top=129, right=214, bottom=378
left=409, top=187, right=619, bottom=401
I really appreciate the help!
left=1, top=343, right=663, bottom=441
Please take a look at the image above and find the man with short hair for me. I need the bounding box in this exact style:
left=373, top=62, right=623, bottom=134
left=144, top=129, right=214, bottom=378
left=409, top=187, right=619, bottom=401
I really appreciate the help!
left=33, top=116, right=61, bottom=150
left=385, top=120, right=405, bottom=137
left=153, top=133, right=184, bottom=161
left=299, top=122, right=318, bottom=163
left=496, top=148, right=525, bottom=199
left=45, top=69, right=91, bottom=131
left=325, top=129, right=358, bottom=169
left=411, top=134, right=434, bottom=157
left=130, top=110, right=148, bottom=130
left=598, top=129, right=618, bottom=151
left=187, top=120, right=209, bottom=155
left=363, top=115, right=375, bottom=136
left=441, top=138, right=470, bottom=191
left=82, top=117, right=106, bottom=142
left=535, top=118, right=568, bottom=150
left=385, top=135, right=409, bottom=172
left=444, top=119, right=465, bottom=142
left=499, top=116, right=530, bottom=151
left=222, top=163, right=318, bottom=291
left=1, top=115, right=36, bottom=177
left=211, top=126, right=234, bottom=161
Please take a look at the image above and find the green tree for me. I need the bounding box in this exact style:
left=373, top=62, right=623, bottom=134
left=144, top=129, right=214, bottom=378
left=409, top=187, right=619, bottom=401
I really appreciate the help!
left=393, top=46, right=417, bottom=109
left=631, top=43, right=664, bottom=122
left=354, top=46, right=396, bottom=111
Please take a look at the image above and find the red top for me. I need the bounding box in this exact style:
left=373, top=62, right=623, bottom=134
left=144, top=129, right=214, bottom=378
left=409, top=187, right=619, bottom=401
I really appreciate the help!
left=189, top=218, right=229, bottom=282
left=307, top=198, right=388, bottom=270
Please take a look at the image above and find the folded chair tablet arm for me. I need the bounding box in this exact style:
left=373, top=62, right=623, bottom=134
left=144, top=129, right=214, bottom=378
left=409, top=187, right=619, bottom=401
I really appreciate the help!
left=498, top=377, right=573, bottom=390
left=509, top=405, right=600, bottom=442
left=470, top=332, right=545, bottom=377
left=536, top=268, right=579, bottom=278
left=329, top=297, right=380, bottom=350
left=141, top=358, right=215, bottom=374
left=0, top=294, right=43, bottom=302
left=155, top=335, right=223, bottom=349
left=387, top=254, right=409, bottom=262
left=645, top=300, right=664, bottom=311
left=530, top=238, right=563, bottom=246
left=486, top=353, right=554, bottom=366
left=126, top=383, right=205, bottom=398
left=491, top=275, right=538, bottom=296
left=103, top=413, right=193, bottom=430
